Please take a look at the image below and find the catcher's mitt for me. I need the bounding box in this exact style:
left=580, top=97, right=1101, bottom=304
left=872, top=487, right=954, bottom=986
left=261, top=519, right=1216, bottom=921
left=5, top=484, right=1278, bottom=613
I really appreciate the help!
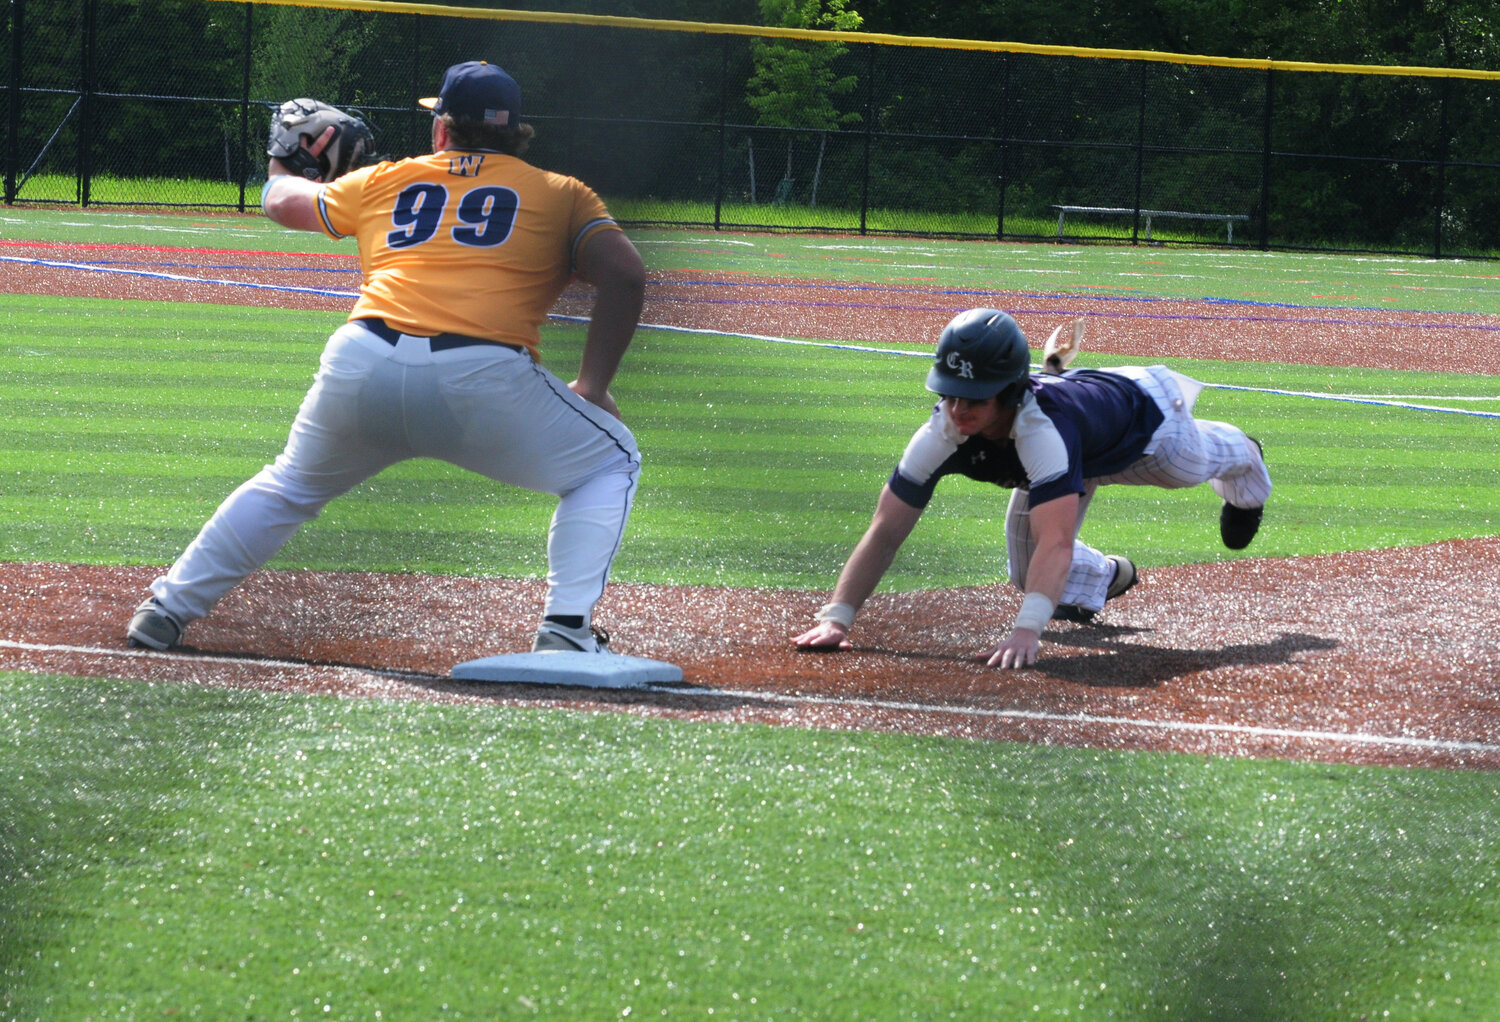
left=267, top=98, right=376, bottom=181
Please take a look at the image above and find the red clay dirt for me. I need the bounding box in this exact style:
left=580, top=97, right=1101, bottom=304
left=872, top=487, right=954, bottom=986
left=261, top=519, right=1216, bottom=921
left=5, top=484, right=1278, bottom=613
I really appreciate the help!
left=4, top=235, right=1498, bottom=771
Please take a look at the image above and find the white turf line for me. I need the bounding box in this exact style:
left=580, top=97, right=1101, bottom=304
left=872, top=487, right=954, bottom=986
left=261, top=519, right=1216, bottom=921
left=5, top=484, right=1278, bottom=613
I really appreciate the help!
left=5, top=638, right=1499, bottom=758
left=7, top=255, right=1498, bottom=418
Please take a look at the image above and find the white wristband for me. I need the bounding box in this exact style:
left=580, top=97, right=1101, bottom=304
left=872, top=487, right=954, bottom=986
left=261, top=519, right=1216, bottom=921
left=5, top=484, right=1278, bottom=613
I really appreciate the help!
left=815, top=601, right=856, bottom=628
left=1013, top=592, right=1055, bottom=634
left=260, top=176, right=286, bottom=211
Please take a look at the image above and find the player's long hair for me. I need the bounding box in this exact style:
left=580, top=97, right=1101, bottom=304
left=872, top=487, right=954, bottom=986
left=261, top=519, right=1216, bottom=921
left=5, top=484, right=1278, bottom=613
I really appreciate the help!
left=442, top=114, right=534, bottom=155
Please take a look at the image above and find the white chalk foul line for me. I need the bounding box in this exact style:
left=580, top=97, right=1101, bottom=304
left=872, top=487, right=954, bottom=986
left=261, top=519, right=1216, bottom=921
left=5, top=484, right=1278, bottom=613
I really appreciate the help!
left=676, top=686, right=1500, bottom=758
left=6, top=639, right=1497, bottom=759
left=549, top=314, right=1500, bottom=419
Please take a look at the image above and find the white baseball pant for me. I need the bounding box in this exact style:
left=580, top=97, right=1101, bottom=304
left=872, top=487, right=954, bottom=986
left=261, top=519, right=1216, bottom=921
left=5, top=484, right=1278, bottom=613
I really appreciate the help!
left=1006, top=365, right=1272, bottom=612
left=150, top=320, right=640, bottom=627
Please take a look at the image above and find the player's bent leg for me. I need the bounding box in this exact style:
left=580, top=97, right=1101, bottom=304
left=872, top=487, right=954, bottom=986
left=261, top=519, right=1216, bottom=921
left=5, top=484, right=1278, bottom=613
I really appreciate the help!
left=1053, top=540, right=1114, bottom=616
left=1010, top=483, right=1116, bottom=619
left=543, top=457, right=640, bottom=622
left=148, top=451, right=387, bottom=625
left=441, top=355, right=639, bottom=493
left=1201, top=423, right=1272, bottom=510
left=432, top=352, right=643, bottom=641
left=1003, top=487, right=1033, bottom=591
left=1211, top=432, right=1270, bottom=549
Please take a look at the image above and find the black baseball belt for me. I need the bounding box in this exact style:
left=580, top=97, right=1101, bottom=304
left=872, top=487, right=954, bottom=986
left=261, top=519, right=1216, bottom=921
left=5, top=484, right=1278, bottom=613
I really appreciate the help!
left=354, top=317, right=526, bottom=354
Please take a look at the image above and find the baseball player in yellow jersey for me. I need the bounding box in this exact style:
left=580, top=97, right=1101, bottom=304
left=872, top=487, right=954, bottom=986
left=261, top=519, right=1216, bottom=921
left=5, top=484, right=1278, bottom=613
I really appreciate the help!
left=126, top=60, right=646, bottom=655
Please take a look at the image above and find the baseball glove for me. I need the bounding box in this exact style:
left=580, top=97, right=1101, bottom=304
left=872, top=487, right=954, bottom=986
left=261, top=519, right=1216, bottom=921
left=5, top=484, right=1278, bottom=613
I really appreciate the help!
left=1042, top=318, right=1085, bottom=375
left=266, top=98, right=376, bottom=181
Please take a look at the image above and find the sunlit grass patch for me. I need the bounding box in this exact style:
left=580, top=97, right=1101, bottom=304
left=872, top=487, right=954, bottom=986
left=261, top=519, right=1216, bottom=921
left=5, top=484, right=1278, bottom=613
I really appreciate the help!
left=2, top=293, right=1496, bottom=585
left=3, top=673, right=1498, bottom=1020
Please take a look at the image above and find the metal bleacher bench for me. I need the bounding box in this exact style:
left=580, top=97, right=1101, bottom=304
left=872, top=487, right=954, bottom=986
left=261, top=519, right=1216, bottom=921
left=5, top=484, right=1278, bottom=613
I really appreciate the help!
left=1049, top=205, right=1250, bottom=243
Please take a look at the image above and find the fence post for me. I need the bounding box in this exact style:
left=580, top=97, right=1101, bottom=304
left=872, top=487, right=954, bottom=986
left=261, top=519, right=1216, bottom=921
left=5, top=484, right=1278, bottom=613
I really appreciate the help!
left=715, top=34, right=727, bottom=231
left=1259, top=67, right=1273, bottom=251
left=996, top=51, right=1010, bottom=240
left=1432, top=75, right=1450, bottom=260
left=858, top=42, right=874, bottom=236
left=79, top=0, right=96, bottom=206
left=1131, top=60, right=1146, bottom=244
left=5, top=0, right=22, bottom=205
left=237, top=1, right=252, bottom=212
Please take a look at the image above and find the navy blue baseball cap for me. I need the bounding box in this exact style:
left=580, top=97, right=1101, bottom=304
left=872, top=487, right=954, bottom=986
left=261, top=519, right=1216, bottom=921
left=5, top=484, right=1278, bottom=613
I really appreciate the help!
left=419, top=61, right=522, bottom=127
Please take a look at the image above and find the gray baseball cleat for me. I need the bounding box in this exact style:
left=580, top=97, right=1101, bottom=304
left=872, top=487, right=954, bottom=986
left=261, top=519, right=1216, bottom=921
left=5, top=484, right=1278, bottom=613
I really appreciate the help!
left=532, top=621, right=615, bottom=654
left=126, top=597, right=184, bottom=650
left=1052, top=555, right=1138, bottom=623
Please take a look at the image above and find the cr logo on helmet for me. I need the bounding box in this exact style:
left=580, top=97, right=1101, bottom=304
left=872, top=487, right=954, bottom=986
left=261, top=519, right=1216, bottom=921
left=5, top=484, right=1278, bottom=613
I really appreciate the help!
left=946, top=353, right=975, bottom=379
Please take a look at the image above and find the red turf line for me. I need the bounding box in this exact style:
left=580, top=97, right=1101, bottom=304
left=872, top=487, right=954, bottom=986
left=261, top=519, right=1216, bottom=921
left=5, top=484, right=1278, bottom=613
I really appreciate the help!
left=0, top=239, right=357, bottom=260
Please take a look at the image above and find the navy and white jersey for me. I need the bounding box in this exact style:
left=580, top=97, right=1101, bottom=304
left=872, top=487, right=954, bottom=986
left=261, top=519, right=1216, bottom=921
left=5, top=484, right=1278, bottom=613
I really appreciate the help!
left=888, top=369, right=1165, bottom=509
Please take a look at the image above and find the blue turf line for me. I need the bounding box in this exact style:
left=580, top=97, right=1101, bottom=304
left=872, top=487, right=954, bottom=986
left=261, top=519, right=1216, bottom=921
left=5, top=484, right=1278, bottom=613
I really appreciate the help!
left=7, top=254, right=1497, bottom=420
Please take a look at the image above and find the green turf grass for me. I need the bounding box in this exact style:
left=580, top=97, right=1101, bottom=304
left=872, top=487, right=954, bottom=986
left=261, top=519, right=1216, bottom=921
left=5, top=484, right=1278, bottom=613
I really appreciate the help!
left=3, top=215, right=1498, bottom=1021
left=1, top=294, right=1495, bottom=589
left=3, top=672, right=1498, bottom=1020
left=15, top=181, right=1496, bottom=257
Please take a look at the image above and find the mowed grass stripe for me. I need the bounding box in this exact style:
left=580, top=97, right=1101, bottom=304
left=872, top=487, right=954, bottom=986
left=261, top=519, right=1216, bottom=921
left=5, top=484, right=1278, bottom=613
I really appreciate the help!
left=3, top=293, right=1498, bottom=587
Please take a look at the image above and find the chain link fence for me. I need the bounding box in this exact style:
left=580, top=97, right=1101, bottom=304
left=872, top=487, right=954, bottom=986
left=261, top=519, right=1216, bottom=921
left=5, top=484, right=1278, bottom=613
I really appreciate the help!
left=6, top=0, right=1500, bottom=257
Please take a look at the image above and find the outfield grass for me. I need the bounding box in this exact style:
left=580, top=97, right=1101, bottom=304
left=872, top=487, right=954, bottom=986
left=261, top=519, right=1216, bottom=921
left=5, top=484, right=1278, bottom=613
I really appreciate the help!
left=8, top=177, right=1228, bottom=245
left=2, top=211, right=1498, bottom=1019
left=15, top=179, right=1489, bottom=255
left=9, top=203, right=1500, bottom=310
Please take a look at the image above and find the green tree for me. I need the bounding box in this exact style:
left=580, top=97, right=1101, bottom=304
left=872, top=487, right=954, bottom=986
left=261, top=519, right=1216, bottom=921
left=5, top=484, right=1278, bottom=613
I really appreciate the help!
left=744, top=0, right=863, bottom=206
left=249, top=6, right=383, bottom=109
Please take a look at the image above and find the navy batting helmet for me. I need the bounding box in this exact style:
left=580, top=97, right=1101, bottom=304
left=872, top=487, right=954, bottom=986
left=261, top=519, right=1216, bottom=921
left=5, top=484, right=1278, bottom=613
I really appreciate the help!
left=924, top=308, right=1032, bottom=405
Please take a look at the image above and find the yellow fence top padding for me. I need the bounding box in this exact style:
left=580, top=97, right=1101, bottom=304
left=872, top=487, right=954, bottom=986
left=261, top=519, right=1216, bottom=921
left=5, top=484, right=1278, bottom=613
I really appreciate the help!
left=210, top=0, right=1500, bottom=80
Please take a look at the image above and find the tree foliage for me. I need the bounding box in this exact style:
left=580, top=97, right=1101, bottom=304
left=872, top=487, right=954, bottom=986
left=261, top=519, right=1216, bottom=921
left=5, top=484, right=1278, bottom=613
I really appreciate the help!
left=746, top=0, right=864, bottom=133
left=11, top=0, right=1498, bottom=251
left=744, top=0, right=864, bottom=205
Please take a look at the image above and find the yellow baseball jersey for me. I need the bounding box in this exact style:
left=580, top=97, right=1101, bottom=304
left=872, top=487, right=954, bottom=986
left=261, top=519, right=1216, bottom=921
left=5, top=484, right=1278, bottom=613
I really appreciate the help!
left=315, top=149, right=620, bottom=352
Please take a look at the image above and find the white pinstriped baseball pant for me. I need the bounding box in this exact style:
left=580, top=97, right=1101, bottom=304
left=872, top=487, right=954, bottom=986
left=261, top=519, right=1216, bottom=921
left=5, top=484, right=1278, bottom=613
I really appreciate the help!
left=149, top=320, right=640, bottom=629
left=1005, top=365, right=1272, bottom=612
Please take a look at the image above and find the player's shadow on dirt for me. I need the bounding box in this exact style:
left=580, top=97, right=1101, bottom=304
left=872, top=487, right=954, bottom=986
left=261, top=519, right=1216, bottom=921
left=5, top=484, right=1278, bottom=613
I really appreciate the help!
left=1033, top=627, right=1338, bottom=687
